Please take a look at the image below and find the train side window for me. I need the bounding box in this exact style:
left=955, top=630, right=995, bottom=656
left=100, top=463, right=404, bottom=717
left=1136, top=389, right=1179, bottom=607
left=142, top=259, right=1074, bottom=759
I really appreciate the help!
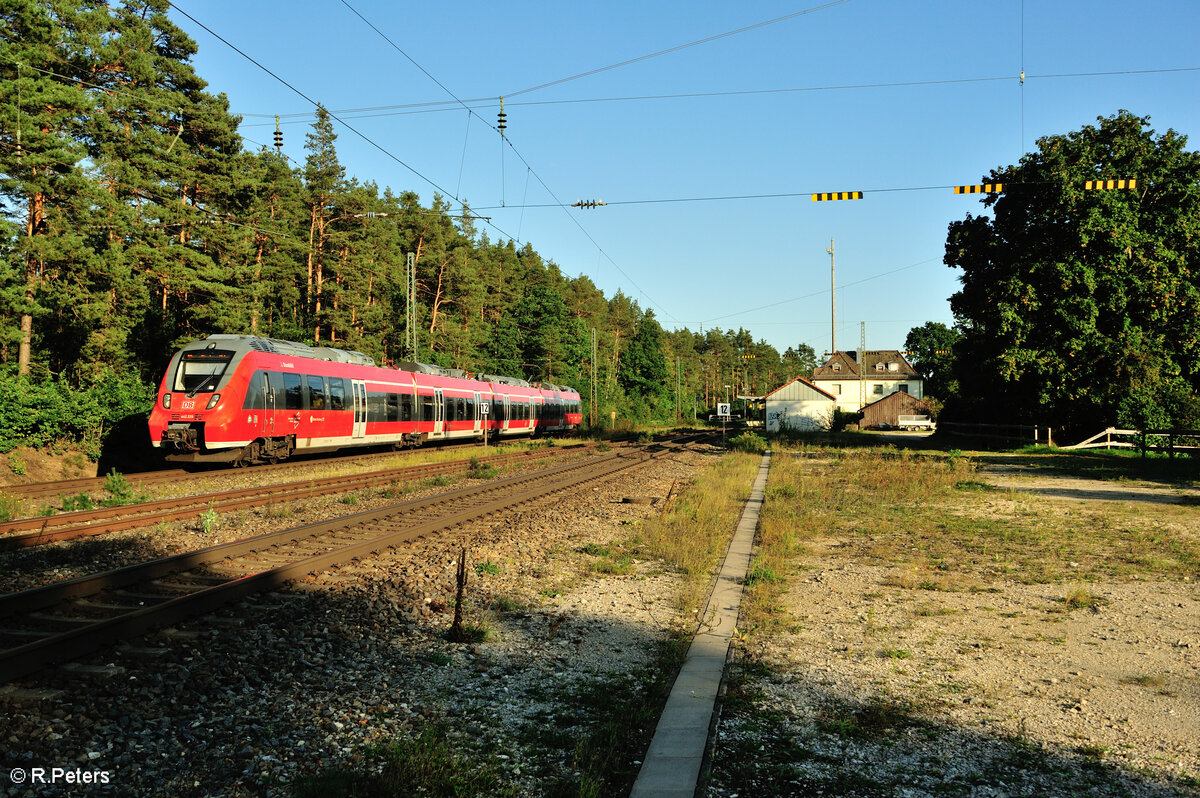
left=243, top=370, right=267, bottom=410
left=399, top=393, right=413, bottom=422
left=420, top=393, right=434, bottom=422
left=307, top=375, right=327, bottom=410
left=283, top=373, right=304, bottom=410
left=367, top=392, right=386, bottom=422
left=329, top=378, right=346, bottom=411
left=267, top=372, right=285, bottom=408
left=456, top=397, right=467, bottom=421
left=387, top=392, right=400, bottom=422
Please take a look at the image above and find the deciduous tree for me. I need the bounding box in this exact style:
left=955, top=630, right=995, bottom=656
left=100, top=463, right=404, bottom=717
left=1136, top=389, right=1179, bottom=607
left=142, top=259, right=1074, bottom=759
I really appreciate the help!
left=945, top=111, right=1200, bottom=432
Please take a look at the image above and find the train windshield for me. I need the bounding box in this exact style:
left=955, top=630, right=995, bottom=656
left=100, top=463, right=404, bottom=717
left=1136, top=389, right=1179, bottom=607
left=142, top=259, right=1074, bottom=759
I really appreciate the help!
left=174, top=350, right=234, bottom=394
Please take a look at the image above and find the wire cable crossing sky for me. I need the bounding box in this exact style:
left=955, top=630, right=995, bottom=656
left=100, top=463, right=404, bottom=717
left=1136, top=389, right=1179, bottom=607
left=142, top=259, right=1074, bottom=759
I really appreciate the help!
left=168, top=0, right=1199, bottom=355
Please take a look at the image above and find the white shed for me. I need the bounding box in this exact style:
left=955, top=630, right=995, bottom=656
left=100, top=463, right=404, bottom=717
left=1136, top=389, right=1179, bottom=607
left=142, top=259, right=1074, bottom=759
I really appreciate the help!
left=764, top=377, right=837, bottom=433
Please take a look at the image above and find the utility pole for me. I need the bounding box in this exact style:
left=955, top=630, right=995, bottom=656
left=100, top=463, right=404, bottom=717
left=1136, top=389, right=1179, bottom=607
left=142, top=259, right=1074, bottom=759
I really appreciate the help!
left=405, top=252, right=416, bottom=360
left=588, top=329, right=597, bottom=428
left=827, top=238, right=836, bottom=354
left=858, top=322, right=866, bottom=413
left=675, top=359, right=681, bottom=424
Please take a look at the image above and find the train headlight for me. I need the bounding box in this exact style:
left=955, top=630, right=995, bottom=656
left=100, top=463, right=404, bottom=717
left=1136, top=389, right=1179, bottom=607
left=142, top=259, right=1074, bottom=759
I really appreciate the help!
left=162, top=393, right=171, bottom=409
left=206, top=394, right=221, bottom=410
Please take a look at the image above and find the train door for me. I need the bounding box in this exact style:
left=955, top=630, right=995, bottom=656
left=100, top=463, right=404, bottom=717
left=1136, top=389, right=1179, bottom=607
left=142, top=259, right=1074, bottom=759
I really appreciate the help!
left=352, top=380, right=367, bottom=439
left=473, top=392, right=482, bottom=434
left=502, top=396, right=511, bottom=432
left=433, top=389, right=444, bottom=437
left=256, top=370, right=276, bottom=439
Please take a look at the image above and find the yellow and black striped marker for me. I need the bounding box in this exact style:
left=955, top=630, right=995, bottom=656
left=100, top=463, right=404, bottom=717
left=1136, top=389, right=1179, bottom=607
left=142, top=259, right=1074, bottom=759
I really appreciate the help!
left=954, top=183, right=1004, bottom=194
left=811, top=191, right=863, bottom=201
left=1085, top=179, right=1137, bottom=190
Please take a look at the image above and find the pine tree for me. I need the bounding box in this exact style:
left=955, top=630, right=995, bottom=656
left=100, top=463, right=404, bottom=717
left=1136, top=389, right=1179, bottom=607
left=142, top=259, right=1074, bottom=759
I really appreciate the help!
left=303, top=105, right=346, bottom=343
left=0, top=0, right=105, bottom=374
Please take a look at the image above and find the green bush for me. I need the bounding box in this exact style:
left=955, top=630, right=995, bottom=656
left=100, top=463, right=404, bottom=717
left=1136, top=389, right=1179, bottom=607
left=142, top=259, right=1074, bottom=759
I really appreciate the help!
left=830, top=407, right=863, bottom=432
left=0, top=370, right=155, bottom=458
left=729, top=432, right=768, bottom=454
left=100, top=469, right=147, bottom=507
left=60, top=492, right=95, bottom=512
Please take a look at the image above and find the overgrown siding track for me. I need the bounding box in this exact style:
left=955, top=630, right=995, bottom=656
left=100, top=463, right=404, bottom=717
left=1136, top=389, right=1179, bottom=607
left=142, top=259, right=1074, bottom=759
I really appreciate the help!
left=0, top=444, right=593, bottom=550
left=0, top=442, right=695, bottom=684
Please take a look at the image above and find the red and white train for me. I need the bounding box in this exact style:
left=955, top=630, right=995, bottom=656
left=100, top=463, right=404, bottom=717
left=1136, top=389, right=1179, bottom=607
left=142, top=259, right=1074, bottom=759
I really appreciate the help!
left=148, top=335, right=582, bottom=465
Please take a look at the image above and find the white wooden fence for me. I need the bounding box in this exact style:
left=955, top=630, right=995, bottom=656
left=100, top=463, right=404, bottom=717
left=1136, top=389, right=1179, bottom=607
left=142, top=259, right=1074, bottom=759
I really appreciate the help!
left=1066, top=427, right=1200, bottom=457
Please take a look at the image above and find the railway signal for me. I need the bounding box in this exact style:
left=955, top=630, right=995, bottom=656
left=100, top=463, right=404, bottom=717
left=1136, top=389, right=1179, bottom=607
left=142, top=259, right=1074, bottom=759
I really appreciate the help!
left=811, top=191, right=863, bottom=202
left=954, top=183, right=1003, bottom=194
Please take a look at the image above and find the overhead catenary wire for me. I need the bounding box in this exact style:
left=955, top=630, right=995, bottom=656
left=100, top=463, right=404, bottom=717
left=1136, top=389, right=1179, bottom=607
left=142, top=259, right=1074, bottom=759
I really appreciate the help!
left=163, top=1, right=522, bottom=247
left=502, top=0, right=853, bottom=99
left=694, top=256, right=942, bottom=327
left=333, top=0, right=681, bottom=325
left=467, top=181, right=1060, bottom=210
left=234, top=66, right=1200, bottom=125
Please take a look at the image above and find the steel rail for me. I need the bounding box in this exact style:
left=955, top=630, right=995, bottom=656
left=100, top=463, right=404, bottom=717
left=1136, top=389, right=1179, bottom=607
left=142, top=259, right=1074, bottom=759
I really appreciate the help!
left=0, top=450, right=653, bottom=683
left=4, top=437, right=583, bottom=503
left=0, top=445, right=591, bottom=549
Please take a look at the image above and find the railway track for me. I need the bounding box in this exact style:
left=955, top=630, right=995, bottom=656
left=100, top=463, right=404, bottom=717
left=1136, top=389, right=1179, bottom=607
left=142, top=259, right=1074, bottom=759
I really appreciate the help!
left=2, top=437, right=557, bottom=504
left=0, top=444, right=593, bottom=550
left=0, top=443, right=689, bottom=684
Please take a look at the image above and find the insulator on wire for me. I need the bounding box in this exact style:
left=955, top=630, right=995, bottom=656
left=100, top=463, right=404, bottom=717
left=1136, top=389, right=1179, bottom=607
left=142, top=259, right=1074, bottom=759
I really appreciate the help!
left=273, top=115, right=282, bottom=150
left=497, top=97, right=507, bottom=138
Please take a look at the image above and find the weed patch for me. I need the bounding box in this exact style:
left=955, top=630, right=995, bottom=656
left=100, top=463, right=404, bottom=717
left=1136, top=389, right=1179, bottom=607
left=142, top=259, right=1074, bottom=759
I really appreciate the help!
left=294, top=724, right=515, bottom=797
left=0, top=493, right=21, bottom=522
left=468, top=457, right=499, bottom=479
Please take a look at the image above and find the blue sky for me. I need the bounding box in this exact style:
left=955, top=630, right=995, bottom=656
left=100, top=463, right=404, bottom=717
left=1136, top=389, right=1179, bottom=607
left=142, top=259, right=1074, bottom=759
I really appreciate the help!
left=169, top=0, right=1200, bottom=357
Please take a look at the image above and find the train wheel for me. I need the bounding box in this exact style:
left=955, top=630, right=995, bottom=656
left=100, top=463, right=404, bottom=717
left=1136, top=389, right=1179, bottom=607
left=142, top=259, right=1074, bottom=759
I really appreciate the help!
left=235, top=441, right=260, bottom=467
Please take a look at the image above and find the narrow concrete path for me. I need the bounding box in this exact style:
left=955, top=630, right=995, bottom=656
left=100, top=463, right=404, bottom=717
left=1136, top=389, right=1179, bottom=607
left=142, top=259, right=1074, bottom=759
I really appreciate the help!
left=630, top=452, right=771, bottom=798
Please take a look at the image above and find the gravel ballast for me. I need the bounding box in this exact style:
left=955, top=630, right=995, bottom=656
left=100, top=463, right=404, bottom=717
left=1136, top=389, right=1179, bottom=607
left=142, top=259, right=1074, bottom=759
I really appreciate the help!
left=1, top=448, right=707, bottom=797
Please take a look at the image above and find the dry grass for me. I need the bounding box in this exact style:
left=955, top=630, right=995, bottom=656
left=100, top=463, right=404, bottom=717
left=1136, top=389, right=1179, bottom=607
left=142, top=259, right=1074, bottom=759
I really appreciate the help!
left=753, top=446, right=1200, bottom=588
left=633, top=452, right=761, bottom=616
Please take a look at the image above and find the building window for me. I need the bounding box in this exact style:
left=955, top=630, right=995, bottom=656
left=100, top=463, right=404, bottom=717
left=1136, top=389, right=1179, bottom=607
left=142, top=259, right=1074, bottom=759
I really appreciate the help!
left=832, top=384, right=841, bottom=395
left=832, top=363, right=841, bottom=372
left=873, top=384, right=884, bottom=395
left=898, top=384, right=909, bottom=394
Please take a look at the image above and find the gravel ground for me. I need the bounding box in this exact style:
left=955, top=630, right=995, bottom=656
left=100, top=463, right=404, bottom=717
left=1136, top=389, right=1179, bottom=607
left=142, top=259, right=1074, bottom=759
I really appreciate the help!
left=0, top=446, right=709, bottom=797
left=705, top=460, right=1200, bottom=798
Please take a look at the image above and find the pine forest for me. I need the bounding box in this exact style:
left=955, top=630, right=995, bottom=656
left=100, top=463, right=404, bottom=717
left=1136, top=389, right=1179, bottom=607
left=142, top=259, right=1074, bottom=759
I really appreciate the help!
left=0, top=0, right=815, bottom=456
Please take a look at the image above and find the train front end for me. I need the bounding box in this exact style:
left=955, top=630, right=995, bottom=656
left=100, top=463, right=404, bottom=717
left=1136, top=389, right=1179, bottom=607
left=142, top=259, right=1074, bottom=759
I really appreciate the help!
left=148, top=338, right=249, bottom=463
